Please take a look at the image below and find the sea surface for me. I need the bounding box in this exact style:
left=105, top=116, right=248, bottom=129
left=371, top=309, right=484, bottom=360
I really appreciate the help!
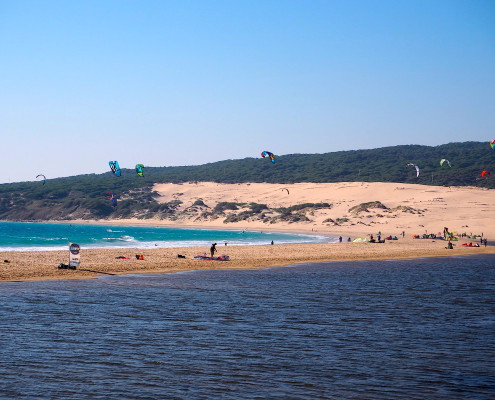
left=0, top=221, right=331, bottom=251
left=1, top=255, right=494, bottom=399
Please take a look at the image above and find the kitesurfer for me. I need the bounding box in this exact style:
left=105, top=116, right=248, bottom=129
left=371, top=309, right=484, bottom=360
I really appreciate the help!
left=210, top=243, right=217, bottom=258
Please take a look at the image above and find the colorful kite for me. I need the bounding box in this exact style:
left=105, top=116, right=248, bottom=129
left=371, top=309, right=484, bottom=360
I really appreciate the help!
left=490, top=139, right=495, bottom=150
left=135, top=164, right=144, bottom=177
left=440, top=159, right=451, bottom=167
left=105, top=192, right=118, bottom=206
left=109, top=161, right=121, bottom=177
left=261, top=151, right=276, bottom=163
left=481, top=170, right=491, bottom=178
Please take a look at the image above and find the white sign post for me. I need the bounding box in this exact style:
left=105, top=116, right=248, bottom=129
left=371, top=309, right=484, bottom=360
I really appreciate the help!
left=69, top=243, right=80, bottom=268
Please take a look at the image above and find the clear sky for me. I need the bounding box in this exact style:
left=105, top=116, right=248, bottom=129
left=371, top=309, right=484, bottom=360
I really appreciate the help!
left=1, top=0, right=494, bottom=183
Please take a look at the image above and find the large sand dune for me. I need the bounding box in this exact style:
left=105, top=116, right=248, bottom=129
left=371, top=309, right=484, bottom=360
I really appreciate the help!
left=149, top=182, right=495, bottom=238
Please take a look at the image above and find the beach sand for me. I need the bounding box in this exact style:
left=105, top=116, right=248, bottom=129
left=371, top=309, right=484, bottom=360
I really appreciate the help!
left=1, top=237, right=494, bottom=283
left=1, top=182, right=494, bottom=282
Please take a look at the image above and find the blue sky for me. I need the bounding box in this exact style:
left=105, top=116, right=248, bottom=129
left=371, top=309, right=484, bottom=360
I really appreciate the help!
left=1, top=0, right=494, bottom=183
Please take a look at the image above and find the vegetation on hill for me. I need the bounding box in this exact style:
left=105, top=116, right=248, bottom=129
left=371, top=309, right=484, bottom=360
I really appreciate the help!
left=0, top=142, right=493, bottom=221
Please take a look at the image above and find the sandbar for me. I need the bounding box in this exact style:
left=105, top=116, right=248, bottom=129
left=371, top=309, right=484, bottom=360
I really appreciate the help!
left=1, top=238, right=494, bottom=282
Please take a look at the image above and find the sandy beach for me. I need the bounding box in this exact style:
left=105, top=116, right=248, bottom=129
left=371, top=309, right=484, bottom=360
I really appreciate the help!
left=1, top=182, right=494, bottom=282
left=1, top=238, right=494, bottom=283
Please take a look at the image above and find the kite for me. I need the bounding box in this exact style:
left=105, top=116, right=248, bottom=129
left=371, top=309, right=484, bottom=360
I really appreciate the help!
left=261, top=151, right=276, bottom=163
left=36, top=174, right=46, bottom=185
left=281, top=188, right=289, bottom=195
left=406, top=163, right=420, bottom=177
left=481, top=170, right=491, bottom=179
left=105, top=192, right=118, bottom=206
left=490, top=139, right=495, bottom=150
left=109, top=161, right=121, bottom=177
left=135, top=164, right=144, bottom=177
left=440, top=159, right=451, bottom=167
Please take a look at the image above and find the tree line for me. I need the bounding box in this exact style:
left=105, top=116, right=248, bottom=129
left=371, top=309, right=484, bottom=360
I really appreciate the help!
left=0, top=141, right=493, bottom=221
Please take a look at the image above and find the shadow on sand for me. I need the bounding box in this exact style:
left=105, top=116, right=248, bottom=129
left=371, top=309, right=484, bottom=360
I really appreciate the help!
left=77, top=268, right=117, bottom=276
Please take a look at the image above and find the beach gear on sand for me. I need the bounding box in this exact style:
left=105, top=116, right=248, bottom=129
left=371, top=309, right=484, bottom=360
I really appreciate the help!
left=193, top=254, right=230, bottom=261
left=58, top=263, right=76, bottom=270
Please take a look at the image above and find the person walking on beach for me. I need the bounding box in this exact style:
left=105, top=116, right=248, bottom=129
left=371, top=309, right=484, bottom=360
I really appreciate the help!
left=210, top=243, right=217, bottom=257
left=339, top=236, right=342, bottom=243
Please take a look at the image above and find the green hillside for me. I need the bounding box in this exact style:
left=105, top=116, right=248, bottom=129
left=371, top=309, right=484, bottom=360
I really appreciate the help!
left=0, top=142, right=493, bottom=221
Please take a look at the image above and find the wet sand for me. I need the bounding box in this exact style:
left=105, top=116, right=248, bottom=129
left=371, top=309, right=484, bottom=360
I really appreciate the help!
left=1, top=237, right=494, bottom=282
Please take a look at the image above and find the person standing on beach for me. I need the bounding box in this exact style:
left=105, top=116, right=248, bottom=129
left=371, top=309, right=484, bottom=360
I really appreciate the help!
left=339, top=236, right=342, bottom=243
left=210, top=243, right=217, bottom=257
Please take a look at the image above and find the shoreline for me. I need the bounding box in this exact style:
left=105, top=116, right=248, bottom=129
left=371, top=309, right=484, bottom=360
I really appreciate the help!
left=1, top=180, right=494, bottom=283
left=0, top=221, right=335, bottom=253
left=2, top=239, right=494, bottom=283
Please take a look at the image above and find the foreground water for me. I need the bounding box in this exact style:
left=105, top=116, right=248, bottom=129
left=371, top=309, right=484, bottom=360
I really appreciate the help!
left=1, top=256, right=494, bottom=399
left=0, top=221, right=330, bottom=251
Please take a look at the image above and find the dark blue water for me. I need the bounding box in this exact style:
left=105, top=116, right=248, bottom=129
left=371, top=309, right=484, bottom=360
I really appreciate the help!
left=1, top=256, right=494, bottom=399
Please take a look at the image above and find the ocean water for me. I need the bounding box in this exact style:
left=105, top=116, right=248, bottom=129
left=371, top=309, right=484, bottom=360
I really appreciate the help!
left=0, top=255, right=494, bottom=399
left=0, top=221, right=331, bottom=251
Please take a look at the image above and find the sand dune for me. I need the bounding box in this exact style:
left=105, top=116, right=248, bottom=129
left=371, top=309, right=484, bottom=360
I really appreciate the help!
left=147, top=182, right=495, bottom=238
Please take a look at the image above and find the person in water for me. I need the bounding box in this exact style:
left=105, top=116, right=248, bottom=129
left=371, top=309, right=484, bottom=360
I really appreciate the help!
left=210, top=243, right=217, bottom=257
